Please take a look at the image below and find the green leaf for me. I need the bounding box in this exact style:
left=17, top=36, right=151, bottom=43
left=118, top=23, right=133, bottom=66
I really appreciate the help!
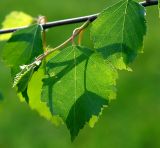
left=41, top=46, right=118, bottom=140
left=0, top=11, right=33, bottom=55
left=18, top=65, right=63, bottom=125
left=0, top=11, right=33, bottom=41
left=13, top=65, right=35, bottom=89
left=2, top=24, right=43, bottom=95
left=90, top=0, right=146, bottom=70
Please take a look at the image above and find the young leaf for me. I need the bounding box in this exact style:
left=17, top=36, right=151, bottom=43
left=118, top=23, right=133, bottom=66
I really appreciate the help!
left=2, top=24, right=43, bottom=96
left=13, top=64, right=35, bottom=89
left=90, top=0, right=146, bottom=70
left=41, top=46, right=118, bottom=140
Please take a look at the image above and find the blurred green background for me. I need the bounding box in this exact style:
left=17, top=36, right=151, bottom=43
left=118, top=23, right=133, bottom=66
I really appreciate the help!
left=0, top=0, right=160, bottom=148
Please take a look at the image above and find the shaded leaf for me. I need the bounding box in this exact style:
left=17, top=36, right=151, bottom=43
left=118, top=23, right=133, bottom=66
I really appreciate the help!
left=41, top=46, right=118, bottom=140
left=90, top=0, right=146, bottom=70
left=66, top=91, right=107, bottom=141
left=2, top=24, right=43, bottom=97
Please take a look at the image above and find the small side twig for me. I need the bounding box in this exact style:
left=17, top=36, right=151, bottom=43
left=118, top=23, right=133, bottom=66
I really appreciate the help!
left=35, top=20, right=90, bottom=63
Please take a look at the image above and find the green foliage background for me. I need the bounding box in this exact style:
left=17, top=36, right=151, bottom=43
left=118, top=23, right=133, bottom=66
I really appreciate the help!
left=0, top=0, right=160, bottom=147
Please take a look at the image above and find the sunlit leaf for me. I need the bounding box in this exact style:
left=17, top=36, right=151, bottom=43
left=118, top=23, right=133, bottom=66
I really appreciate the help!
left=0, top=11, right=33, bottom=41
left=18, top=65, right=63, bottom=125
left=90, top=0, right=146, bottom=70
left=41, top=46, right=118, bottom=140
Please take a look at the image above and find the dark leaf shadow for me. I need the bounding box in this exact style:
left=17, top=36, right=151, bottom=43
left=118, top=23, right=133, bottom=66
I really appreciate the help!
left=96, top=43, right=137, bottom=65
left=42, top=47, right=93, bottom=114
left=66, top=90, right=108, bottom=141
